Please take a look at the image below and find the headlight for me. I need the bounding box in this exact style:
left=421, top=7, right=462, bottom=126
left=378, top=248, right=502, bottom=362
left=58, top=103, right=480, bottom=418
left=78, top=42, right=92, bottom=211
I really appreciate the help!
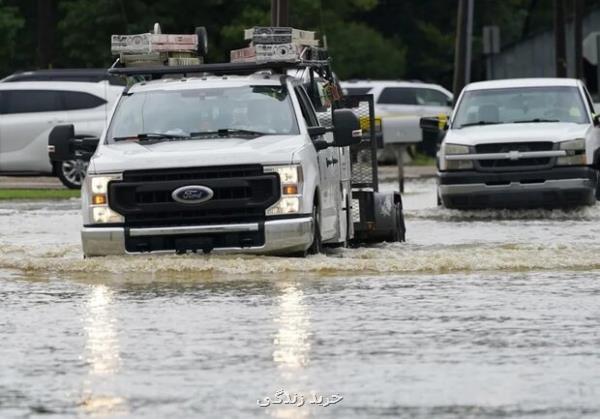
left=446, top=160, right=474, bottom=170
left=443, top=143, right=473, bottom=170
left=559, top=138, right=585, bottom=151
left=264, top=165, right=303, bottom=215
left=86, top=174, right=124, bottom=224
left=445, top=143, right=470, bottom=155
left=557, top=138, right=587, bottom=166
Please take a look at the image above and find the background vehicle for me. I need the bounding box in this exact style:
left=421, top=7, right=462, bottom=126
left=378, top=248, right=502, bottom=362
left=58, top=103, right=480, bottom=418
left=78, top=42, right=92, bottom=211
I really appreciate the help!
left=341, top=80, right=453, bottom=145
left=422, top=78, right=600, bottom=209
left=0, top=71, right=123, bottom=188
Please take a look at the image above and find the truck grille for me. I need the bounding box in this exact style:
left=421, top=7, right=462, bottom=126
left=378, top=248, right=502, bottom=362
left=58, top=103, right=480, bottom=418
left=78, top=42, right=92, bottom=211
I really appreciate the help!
left=108, top=165, right=280, bottom=227
left=475, top=142, right=554, bottom=171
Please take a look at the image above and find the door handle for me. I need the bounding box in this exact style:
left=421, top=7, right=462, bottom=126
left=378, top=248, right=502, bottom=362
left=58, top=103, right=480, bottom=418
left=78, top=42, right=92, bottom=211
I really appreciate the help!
left=326, top=158, right=338, bottom=167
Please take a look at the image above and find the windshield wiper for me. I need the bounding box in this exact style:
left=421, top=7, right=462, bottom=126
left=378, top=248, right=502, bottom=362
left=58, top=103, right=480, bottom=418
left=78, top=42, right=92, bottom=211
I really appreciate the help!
left=190, top=129, right=269, bottom=138
left=512, top=118, right=560, bottom=123
left=458, top=121, right=504, bottom=128
left=113, top=132, right=191, bottom=143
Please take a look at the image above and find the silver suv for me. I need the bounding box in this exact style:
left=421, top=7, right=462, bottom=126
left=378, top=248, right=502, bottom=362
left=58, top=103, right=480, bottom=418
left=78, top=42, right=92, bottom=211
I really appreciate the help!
left=0, top=70, right=124, bottom=188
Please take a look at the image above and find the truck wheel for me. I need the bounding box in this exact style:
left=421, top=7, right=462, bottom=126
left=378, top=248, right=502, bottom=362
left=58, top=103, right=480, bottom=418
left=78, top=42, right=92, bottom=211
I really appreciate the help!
left=396, top=204, right=406, bottom=242
left=307, top=205, right=322, bottom=255
left=55, top=159, right=88, bottom=189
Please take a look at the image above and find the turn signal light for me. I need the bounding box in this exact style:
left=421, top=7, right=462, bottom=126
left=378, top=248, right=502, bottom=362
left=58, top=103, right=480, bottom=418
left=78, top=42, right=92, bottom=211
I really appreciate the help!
left=92, top=194, right=107, bottom=205
left=283, top=185, right=298, bottom=195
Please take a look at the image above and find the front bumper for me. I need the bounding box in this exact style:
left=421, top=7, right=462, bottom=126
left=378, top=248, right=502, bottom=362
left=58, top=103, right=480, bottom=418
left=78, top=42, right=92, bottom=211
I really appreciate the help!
left=438, top=167, right=598, bottom=209
left=81, top=216, right=313, bottom=257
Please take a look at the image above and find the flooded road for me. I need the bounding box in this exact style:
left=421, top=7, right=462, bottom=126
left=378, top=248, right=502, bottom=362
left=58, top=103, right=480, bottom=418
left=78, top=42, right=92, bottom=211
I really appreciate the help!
left=2, top=178, right=600, bottom=418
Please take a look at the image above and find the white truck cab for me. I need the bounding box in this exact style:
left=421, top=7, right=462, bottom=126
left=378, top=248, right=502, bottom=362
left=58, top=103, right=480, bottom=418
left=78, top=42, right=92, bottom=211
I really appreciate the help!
left=49, top=25, right=405, bottom=257
left=423, top=78, right=600, bottom=209
left=79, top=73, right=361, bottom=256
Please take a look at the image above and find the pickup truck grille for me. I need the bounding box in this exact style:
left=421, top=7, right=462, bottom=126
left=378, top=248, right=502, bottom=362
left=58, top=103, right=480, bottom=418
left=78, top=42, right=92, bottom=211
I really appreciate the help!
left=475, top=142, right=554, bottom=171
left=108, top=165, right=280, bottom=228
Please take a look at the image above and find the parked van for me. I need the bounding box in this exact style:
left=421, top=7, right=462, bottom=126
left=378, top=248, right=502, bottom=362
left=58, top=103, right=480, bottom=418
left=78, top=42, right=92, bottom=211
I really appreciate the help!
left=0, top=71, right=123, bottom=188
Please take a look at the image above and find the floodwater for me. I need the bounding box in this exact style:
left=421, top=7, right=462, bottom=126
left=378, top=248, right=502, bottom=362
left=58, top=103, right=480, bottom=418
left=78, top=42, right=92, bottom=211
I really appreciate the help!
left=1, top=178, right=600, bottom=418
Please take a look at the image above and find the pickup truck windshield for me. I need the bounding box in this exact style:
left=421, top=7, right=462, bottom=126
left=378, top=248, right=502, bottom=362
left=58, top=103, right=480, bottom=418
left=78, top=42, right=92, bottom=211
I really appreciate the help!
left=453, top=86, right=589, bottom=129
left=107, top=85, right=299, bottom=142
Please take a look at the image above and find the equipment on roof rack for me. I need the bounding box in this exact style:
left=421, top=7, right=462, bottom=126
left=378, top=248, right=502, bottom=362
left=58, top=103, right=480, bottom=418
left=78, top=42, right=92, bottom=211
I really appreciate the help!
left=111, top=23, right=208, bottom=67
left=231, top=26, right=328, bottom=65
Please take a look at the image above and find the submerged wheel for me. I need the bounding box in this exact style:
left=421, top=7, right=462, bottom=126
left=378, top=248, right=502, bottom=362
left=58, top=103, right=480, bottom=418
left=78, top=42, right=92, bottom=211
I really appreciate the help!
left=307, top=204, right=323, bottom=255
left=396, top=203, right=406, bottom=242
left=56, top=159, right=88, bottom=189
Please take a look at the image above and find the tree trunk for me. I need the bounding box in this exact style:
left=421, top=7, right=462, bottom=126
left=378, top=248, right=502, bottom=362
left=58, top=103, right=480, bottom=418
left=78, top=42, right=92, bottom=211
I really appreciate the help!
left=453, top=0, right=468, bottom=95
left=554, top=0, right=567, bottom=77
left=37, top=0, right=57, bottom=69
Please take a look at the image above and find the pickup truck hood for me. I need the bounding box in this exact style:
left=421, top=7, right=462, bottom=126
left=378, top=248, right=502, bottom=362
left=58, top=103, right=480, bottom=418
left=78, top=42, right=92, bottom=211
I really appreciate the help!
left=445, top=122, right=590, bottom=145
left=90, top=134, right=307, bottom=173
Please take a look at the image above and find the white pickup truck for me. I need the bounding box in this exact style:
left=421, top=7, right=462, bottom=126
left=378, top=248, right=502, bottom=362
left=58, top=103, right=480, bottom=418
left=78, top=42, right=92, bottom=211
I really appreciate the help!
left=49, top=27, right=405, bottom=257
left=422, top=78, right=600, bottom=209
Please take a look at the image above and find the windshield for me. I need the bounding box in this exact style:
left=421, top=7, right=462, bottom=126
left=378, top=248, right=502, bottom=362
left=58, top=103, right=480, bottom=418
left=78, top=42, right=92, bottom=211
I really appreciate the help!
left=106, top=85, right=299, bottom=142
left=452, top=86, right=589, bottom=128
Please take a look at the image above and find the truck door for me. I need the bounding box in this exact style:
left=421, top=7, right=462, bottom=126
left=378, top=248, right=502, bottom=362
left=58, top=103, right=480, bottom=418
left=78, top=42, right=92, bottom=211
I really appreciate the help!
left=0, top=89, right=67, bottom=173
left=581, top=85, right=600, bottom=165
left=295, top=86, right=337, bottom=239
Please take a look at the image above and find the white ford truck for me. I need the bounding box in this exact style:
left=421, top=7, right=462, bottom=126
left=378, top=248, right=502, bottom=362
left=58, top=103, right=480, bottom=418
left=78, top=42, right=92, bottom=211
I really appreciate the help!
left=49, top=26, right=405, bottom=256
left=422, top=78, right=600, bottom=209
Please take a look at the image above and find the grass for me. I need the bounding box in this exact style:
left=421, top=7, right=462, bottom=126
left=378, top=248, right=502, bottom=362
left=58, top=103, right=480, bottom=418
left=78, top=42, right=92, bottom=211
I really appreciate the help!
left=410, top=151, right=436, bottom=166
left=0, top=189, right=80, bottom=200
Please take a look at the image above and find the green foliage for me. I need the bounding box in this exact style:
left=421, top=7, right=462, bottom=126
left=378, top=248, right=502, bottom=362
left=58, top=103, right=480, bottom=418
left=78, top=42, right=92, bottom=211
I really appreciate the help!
left=0, top=0, right=24, bottom=76
left=0, top=0, right=590, bottom=87
left=326, top=21, right=406, bottom=79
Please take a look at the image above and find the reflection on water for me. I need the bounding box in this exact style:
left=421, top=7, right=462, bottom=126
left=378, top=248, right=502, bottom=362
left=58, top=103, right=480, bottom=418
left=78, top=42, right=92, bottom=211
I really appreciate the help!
left=84, top=286, right=120, bottom=375
left=80, top=285, right=127, bottom=416
left=271, top=285, right=313, bottom=419
left=273, top=285, right=311, bottom=372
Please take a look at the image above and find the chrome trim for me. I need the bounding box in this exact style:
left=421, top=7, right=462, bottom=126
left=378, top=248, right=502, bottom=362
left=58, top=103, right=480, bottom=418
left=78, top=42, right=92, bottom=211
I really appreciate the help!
left=440, top=178, right=594, bottom=195
left=129, top=223, right=259, bottom=237
left=446, top=150, right=567, bottom=161
left=81, top=217, right=314, bottom=257
left=81, top=227, right=126, bottom=256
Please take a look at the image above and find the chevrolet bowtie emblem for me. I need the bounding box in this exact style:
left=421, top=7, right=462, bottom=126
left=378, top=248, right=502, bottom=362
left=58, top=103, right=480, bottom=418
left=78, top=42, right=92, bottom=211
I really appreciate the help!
left=507, top=150, right=520, bottom=160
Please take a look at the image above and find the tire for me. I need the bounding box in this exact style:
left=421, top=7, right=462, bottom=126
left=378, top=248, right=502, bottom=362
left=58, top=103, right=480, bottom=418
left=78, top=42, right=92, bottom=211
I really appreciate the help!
left=307, top=204, right=323, bottom=255
left=396, top=204, right=406, bottom=242
left=55, top=159, right=88, bottom=189
left=195, top=26, right=208, bottom=57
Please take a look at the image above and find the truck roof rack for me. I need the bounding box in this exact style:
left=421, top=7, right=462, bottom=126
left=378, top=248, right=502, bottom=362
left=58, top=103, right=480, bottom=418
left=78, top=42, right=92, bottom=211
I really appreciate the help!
left=108, top=59, right=329, bottom=78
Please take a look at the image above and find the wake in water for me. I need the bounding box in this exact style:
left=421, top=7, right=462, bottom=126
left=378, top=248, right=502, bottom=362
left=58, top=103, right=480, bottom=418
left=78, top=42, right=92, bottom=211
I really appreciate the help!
left=406, top=205, right=600, bottom=222
left=1, top=183, right=599, bottom=276
left=2, top=241, right=600, bottom=276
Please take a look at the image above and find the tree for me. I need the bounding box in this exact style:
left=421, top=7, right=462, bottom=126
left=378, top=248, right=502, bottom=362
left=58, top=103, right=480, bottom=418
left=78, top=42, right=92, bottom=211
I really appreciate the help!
left=0, top=0, right=24, bottom=76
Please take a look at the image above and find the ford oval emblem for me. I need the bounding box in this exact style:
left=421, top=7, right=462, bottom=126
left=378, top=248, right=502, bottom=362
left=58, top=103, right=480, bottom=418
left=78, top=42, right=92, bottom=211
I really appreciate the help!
left=172, top=185, right=214, bottom=204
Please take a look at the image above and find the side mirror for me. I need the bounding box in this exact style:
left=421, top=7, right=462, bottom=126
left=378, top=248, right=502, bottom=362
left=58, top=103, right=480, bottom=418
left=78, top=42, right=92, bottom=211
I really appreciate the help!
left=420, top=115, right=449, bottom=133
left=313, top=139, right=330, bottom=151
left=307, top=126, right=327, bottom=138
left=593, top=114, right=600, bottom=127
left=48, top=125, right=75, bottom=162
left=48, top=125, right=99, bottom=162
left=332, top=109, right=362, bottom=147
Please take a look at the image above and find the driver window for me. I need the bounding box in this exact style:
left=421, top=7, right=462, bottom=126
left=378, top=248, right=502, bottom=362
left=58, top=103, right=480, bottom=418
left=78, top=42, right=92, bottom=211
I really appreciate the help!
left=295, top=86, right=319, bottom=127
left=583, top=87, right=596, bottom=114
